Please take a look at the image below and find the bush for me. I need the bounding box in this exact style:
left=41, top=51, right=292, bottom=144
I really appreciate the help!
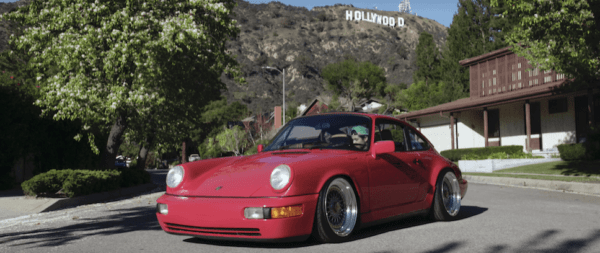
left=441, top=146, right=523, bottom=161
left=21, top=169, right=74, bottom=196
left=558, top=143, right=587, bottom=161
left=21, top=168, right=152, bottom=197
left=63, top=170, right=121, bottom=198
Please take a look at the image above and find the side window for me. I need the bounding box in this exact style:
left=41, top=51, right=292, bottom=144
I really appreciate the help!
left=407, top=128, right=429, bottom=151
left=374, top=119, right=406, bottom=152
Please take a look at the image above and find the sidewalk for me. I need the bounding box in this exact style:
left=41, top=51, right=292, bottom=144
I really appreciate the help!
left=464, top=175, right=600, bottom=196
left=0, top=183, right=159, bottom=221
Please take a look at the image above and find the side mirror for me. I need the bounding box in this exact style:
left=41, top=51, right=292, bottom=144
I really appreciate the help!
left=257, top=144, right=264, bottom=153
left=371, top=141, right=395, bottom=158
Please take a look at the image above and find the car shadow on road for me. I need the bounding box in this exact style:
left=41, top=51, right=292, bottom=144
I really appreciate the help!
left=0, top=206, right=162, bottom=249
left=183, top=205, right=488, bottom=249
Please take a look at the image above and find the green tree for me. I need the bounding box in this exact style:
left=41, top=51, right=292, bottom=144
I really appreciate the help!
left=396, top=81, right=448, bottom=111
left=491, top=0, right=600, bottom=88
left=215, top=126, right=249, bottom=156
left=414, top=32, right=441, bottom=86
left=321, top=59, right=386, bottom=111
left=439, top=0, right=517, bottom=101
left=3, top=0, right=242, bottom=170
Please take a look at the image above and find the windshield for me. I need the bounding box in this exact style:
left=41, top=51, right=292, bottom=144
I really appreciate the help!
left=264, top=114, right=372, bottom=151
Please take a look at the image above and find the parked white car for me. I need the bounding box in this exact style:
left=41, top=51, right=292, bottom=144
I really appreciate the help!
left=188, top=154, right=201, bottom=162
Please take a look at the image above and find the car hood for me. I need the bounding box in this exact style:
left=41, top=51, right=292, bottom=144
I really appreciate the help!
left=168, top=150, right=353, bottom=197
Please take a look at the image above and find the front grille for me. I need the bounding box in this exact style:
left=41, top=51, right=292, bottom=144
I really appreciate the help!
left=165, top=223, right=261, bottom=236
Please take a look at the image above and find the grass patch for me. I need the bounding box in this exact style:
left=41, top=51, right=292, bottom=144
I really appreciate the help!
left=495, top=161, right=600, bottom=177
left=463, top=172, right=600, bottom=183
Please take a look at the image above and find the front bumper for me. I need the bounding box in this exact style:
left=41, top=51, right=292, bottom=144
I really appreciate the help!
left=156, top=193, right=319, bottom=241
left=459, top=178, right=468, bottom=199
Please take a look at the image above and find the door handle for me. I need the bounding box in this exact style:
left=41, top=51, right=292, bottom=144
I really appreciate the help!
left=413, top=158, right=423, bottom=166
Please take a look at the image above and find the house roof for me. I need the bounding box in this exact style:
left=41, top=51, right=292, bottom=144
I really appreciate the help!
left=395, top=81, right=567, bottom=120
left=459, top=46, right=513, bottom=67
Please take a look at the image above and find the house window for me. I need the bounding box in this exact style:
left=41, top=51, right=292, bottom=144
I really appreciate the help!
left=544, top=76, right=552, bottom=83
left=518, top=71, right=522, bottom=80
left=489, top=79, right=492, bottom=87
left=534, top=68, right=539, bottom=76
left=534, top=79, right=539, bottom=85
left=513, top=84, right=516, bottom=89
left=502, top=87, right=506, bottom=92
left=544, top=70, right=551, bottom=74
left=488, top=109, right=500, bottom=138
left=512, top=73, right=516, bottom=81
left=518, top=82, right=522, bottom=88
left=489, top=89, right=492, bottom=94
left=493, top=88, right=496, bottom=93
left=529, top=80, right=532, bottom=86
left=493, top=70, right=496, bottom=75
left=493, top=77, right=496, bottom=85
left=556, top=73, right=565, bottom=80
left=482, top=73, right=485, bottom=78
left=482, top=81, right=485, bottom=88
left=549, top=98, right=568, bottom=114
left=518, top=63, right=521, bottom=68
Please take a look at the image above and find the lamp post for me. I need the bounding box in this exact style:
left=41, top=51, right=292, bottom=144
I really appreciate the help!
left=262, top=66, right=286, bottom=125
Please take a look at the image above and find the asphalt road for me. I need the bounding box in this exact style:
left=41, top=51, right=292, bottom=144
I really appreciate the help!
left=1, top=173, right=600, bottom=253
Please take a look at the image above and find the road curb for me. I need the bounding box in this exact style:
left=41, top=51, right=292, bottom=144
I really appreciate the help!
left=464, top=175, right=600, bottom=196
left=34, top=183, right=158, bottom=213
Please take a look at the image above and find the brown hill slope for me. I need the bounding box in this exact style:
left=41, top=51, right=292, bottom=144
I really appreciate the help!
left=224, top=1, right=448, bottom=113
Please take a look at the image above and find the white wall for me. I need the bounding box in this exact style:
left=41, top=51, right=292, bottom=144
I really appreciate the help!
left=539, top=95, right=577, bottom=150
left=456, top=110, right=485, bottom=149
left=416, top=115, right=451, bottom=152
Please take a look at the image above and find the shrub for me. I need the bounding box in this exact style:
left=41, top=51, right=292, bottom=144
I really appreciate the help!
left=441, top=145, right=523, bottom=161
left=63, top=170, right=121, bottom=198
left=558, top=143, right=587, bottom=161
left=21, top=168, right=152, bottom=197
left=21, top=169, right=74, bottom=196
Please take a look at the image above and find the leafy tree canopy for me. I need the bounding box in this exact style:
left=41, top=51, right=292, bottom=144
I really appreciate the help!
left=215, top=125, right=248, bottom=156
left=395, top=80, right=449, bottom=111
left=491, top=0, right=600, bottom=88
left=321, top=59, right=386, bottom=111
left=414, top=32, right=440, bottom=86
left=2, top=0, right=243, bottom=169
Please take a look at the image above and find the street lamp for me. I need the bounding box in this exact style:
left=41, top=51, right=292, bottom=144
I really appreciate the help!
left=262, top=66, right=286, bottom=125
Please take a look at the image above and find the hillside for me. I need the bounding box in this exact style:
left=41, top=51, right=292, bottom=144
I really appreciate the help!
left=224, top=1, right=448, bottom=113
left=0, top=0, right=449, bottom=114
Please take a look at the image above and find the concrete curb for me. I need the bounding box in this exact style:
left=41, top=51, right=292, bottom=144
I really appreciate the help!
left=33, top=183, right=158, bottom=213
left=464, top=175, right=600, bottom=196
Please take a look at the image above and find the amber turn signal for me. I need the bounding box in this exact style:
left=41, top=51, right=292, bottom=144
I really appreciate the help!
left=270, top=205, right=303, bottom=219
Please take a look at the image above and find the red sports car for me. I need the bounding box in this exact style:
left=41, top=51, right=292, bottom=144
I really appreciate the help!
left=156, top=113, right=468, bottom=243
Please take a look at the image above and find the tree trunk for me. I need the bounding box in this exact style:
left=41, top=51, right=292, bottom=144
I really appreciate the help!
left=102, top=111, right=128, bottom=170
left=136, top=134, right=154, bottom=170
left=181, top=140, right=187, bottom=164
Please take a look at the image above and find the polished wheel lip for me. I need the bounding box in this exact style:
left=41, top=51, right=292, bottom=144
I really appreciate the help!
left=324, top=178, right=358, bottom=237
left=441, top=172, right=461, bottom=216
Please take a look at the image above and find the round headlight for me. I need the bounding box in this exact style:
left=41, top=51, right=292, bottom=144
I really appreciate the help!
left=166, top=166, right=185, bottom=188
left=270, top=164, right=291, bottom=190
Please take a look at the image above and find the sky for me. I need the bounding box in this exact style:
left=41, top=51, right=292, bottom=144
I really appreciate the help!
left=0, top=0, right=459, bottom=27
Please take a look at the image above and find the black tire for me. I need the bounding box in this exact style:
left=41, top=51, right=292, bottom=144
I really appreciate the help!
left=312, top=177, right=358, bottom=243
left=431, top=170, right=462, bottom=221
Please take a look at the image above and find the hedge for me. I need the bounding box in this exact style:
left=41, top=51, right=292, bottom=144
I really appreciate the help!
left=440, top=145, right=524, bottom=161
left=557, top=143, right=587, bottom=161
left=21, top=168, right=151, bottom=198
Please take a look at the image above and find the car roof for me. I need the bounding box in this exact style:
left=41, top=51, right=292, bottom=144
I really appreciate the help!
left=296, top=112, right=404, bottom=122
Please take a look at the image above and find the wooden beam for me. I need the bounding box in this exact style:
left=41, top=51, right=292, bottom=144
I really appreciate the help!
left=484, top=108, right=489, bottom=147
left=525, top=100, right=531, bottom=153
left=450, top=113, right=455, bottom=150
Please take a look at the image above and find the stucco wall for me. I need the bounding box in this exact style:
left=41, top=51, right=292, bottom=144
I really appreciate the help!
left=417, top=115, right=452, bottom=152
left=539, top=96, right=577, bottom=149
left=456, top=110, right=485, bottom=149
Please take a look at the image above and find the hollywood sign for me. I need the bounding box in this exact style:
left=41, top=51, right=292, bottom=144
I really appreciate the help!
left=346, top=10, right=405, bottom=28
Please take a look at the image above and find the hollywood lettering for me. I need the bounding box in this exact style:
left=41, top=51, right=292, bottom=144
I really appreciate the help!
left=346, top=10, right=405, bottom=28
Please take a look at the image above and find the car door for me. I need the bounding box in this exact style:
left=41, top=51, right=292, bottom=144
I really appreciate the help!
left=368, top=119, right=424, bottom=211
left=404, top=126, right=434, bottom=206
